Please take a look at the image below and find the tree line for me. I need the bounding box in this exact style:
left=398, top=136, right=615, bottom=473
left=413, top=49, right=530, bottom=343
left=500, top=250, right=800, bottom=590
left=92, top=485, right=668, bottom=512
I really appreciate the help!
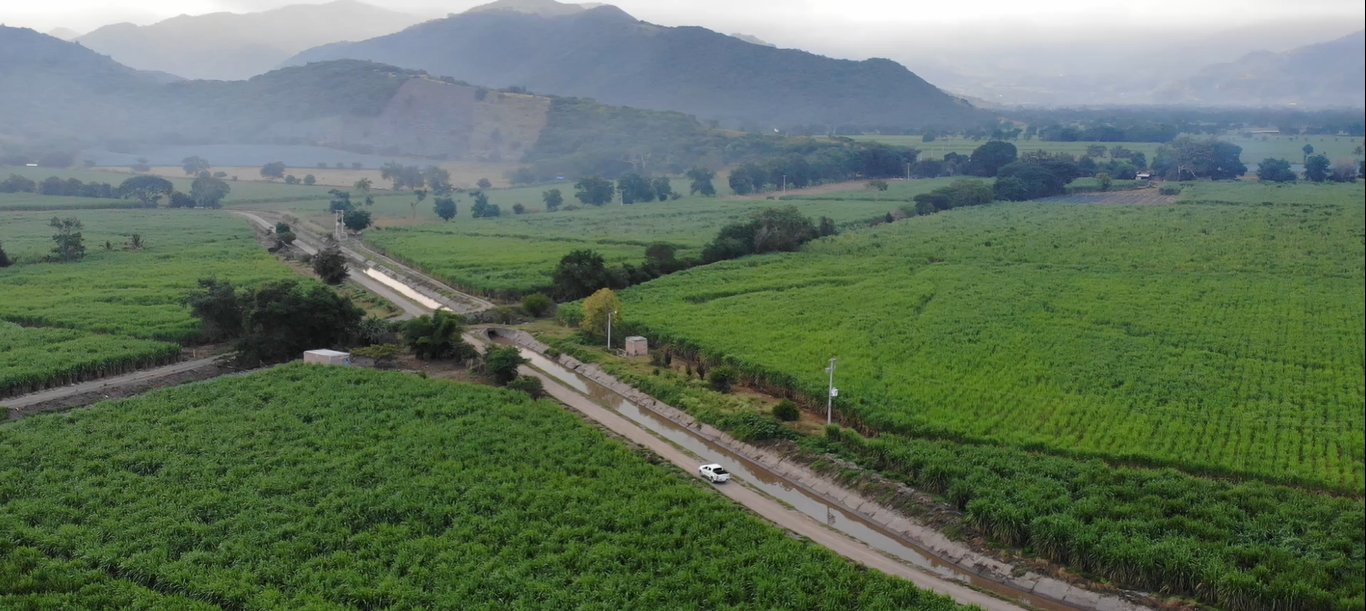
left=1, top=173, right=231, bottom=208
left=549, top=207, right=832, bottom=301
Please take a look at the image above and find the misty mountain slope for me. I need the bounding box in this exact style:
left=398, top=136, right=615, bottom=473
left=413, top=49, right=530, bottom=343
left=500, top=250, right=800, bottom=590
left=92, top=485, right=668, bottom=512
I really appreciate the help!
left=0, top=26, right=178, bottom=142
left=77, top=0, right=425, bottom=81
left=1158, top=31, right=1365, bottom=108
left=287, top=1, right=981, bottom=129
left=0, top=27, right=720, bottom=172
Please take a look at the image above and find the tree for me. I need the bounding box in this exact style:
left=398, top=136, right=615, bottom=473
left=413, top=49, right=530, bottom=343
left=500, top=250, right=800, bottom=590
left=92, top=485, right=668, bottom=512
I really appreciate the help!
left=312, top=239, right=348, bottom=285
left=616, top=173, right=654, bottom=204
left=260, top=161, right=286, bottom=181
left=1330, top=159, right=1359, bottom=182
left=512, top=203, right=527, bottom=214
left=574, top=176, right=615, bottom=206
left=651, top=176, right=674, bottom=201
left=168, top=191, right=195, bottom=208
left=400, top=188, right=422, bottom=220
left=542, top=188, right=563, bottom=211
left=476, top=177, right=492, bottom=190
left=581, top=288, right=622, bottom=340
left=342, top=209, right=372, bottom=232
left=1256, top=158, right=1297, bottom=183
left=552, top=250, right=613, bottom=300
left=686, top=167, right=716, bottom=196
left=967, top=141, right=1018, bottom=177
left=471, top=191, right=500, bottom=217
left=645, top=242, right=677, bottom=268
left=353, top=178, right=375, bottom=206
left=1096, top=172, right=1113, bottom=191
left=0, top=242, right=11, bottom=268
left=403, top=311, right=476, bottom=360
left=328, top=189, right=353, bottom=213
left=867, top=179, right=889, bottom=192
left=1303, top=154, right=1331, bottom=182
left=285, top=175, right=299, bottom=185
left=183, top=278, right=242, bottom=342
left=1152, top=138, right=1246, bottom=180
left=232, top=280, right=363, bottom=366
left=995, top=162, right=1066, bottom=199
left=303, top=174, right=316, bottom=186
left=433, top=196, right=457, bottom=221
left=117, top=175, right=174, bottom=207
left=483, top=346, right=526, bottom=385
left=752, top=206, right=818, bottom=253
left=423, top=167, right=452, bottom=195
left=1302, top=143, right=1315, bottom=162
left=181, top=156, right=210, bottom=175
left=48, top=217, right=85, bottom=262
left=190, top=174, right=231, bottom=208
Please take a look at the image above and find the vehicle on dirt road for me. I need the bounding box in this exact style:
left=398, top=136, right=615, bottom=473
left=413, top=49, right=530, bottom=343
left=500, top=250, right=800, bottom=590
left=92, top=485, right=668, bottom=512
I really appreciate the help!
left=699, top=463, right=731, bottom=483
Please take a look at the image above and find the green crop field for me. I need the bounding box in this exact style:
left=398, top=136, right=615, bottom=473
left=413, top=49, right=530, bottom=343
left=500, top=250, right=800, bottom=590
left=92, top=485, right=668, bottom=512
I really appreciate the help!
left=0, top=365, right=959, bottom=610
left=362, top=185, right=954, bottom=296
left=620, top=181, right=1366, bottom=493
left=0, top=210, right=293, bottom=396
left=0, top=192, right=145, bottom=211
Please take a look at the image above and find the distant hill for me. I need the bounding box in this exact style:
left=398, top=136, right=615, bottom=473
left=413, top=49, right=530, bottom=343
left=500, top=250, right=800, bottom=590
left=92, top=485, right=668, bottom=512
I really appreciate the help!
left=46, top=27, right=81, bottom=41
left=0, top=26, right=805, bottom=179
left=286, top=1, right=981, bottom=130
left=1158, top=31, right=1365, bottom=108
left=77, top=0, right=425, bottom=80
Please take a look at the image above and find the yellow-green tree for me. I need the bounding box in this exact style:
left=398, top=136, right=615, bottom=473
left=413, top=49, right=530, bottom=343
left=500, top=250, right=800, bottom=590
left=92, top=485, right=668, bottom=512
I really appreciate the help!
left=581, top=288, right=621, bottom=339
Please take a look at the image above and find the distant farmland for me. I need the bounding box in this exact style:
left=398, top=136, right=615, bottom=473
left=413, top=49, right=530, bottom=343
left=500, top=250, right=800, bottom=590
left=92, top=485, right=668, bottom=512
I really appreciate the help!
left=849, top=133, right=1365, bottom=168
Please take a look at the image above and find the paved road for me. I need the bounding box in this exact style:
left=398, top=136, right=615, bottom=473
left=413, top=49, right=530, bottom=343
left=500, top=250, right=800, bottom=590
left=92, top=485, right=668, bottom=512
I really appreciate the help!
left=461, top=332, right=1025, bottom=610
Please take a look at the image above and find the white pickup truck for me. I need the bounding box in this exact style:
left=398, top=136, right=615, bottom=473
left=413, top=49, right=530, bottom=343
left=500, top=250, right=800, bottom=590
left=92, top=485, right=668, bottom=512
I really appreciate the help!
left=698, top=463, right=731, bottom=483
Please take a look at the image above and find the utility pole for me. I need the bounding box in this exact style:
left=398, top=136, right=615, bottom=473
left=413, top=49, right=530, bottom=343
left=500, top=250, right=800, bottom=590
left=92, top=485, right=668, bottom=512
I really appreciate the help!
left=906, top=162, right=912, bottom=181
left=782, top=174, right=787, bottom=192
left=607, top=310, right=617, bottom=351
left=825, top=357, right=837, bottom=425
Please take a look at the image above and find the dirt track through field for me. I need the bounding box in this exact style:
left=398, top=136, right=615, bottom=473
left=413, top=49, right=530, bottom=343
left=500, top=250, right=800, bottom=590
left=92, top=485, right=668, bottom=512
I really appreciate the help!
left=3, top=356, right=231, bottom=419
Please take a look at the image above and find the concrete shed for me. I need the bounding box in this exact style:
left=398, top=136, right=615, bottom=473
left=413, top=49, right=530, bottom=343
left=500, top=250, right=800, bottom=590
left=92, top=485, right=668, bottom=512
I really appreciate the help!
left=624, top=336, right=648, bottom=357
left=303, top=349, right=351, bottom=366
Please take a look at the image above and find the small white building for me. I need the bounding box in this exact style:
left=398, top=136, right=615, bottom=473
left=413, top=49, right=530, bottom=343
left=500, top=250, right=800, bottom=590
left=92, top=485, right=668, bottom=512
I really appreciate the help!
left=303, top=349, right=351, bottom=366
left=624, top=336, right=648, bottom=357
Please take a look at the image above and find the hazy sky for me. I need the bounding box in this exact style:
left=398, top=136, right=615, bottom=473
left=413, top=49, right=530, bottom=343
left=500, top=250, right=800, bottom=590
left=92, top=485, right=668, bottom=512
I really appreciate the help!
left=4, top=0, right=1362, bottom=69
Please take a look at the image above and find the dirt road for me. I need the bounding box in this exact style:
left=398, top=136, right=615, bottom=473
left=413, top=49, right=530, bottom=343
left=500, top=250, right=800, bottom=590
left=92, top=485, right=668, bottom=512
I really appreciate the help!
left=3, top=356, right=231, bottom=420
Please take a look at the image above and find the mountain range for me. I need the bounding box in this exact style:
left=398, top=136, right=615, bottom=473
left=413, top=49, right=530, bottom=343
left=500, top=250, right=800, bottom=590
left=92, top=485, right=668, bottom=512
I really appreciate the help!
left=1157, top=30, right=1365, bottom=108
left=76, top=0, right=425, bottom=81
left=0, top=25, right=771, bottom=180
left=286, top=0, right=981, bottom=130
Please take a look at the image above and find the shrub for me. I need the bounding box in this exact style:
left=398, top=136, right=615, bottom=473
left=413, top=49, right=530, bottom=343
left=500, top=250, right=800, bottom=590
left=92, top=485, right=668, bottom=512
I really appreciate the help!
left=772, top=399, right=800, bottom=422
left=403, top=311, right=475, bottom=360
left=707, top=366, right=737, bottom=393
left=483, top=345, right=527, bottom=385
left=1158, top=185, right=1182, bottom=196
left=351, top=343, right=402, bottom=368
left=506, top=375, right=545, bottom=399
left=521, top=293, right=554, bottom=317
